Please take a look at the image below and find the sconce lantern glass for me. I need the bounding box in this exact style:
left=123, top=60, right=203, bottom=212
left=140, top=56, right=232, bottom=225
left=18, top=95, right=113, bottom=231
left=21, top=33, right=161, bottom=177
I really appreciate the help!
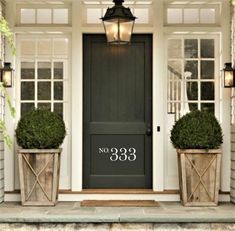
left=1, top=62, right=13, bottom=88
left=101, top=0, right=136, bottom=44
left=223, top=62, right=235, bottom=88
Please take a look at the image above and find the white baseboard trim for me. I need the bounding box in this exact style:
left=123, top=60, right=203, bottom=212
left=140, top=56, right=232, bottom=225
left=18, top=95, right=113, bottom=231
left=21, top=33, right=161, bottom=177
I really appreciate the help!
left=58, top=194, right=181, bottom=201
left=4, top=193, right=231, bottom=202
left=4, top=194, right=21, bottom=202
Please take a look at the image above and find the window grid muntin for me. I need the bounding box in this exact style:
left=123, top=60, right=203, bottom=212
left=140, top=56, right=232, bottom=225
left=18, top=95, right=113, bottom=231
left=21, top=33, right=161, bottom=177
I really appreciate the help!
left=165, top=4, right=219, bottom=25
left=167, top=37, right=217, bottom=120
left=19, top=38, right=68, bottom=117
left=17, top=4, right=71, bottom=25
left=20, top=60, right=66, bottom=111
left=83, top=4, right=152, bottom=25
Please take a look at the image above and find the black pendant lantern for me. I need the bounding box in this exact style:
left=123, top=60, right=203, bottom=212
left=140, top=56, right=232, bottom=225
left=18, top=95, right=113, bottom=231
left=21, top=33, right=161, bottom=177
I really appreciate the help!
left=1, top=62, right=13, bottom=88
left=101, top=0, right=136, bottom=44
left=223, top=63, right=235, bottom=88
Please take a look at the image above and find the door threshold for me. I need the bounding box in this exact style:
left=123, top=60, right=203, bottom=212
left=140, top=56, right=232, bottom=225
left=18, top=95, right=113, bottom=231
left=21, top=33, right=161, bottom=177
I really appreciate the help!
left=59, top=189, right=179, bottom=194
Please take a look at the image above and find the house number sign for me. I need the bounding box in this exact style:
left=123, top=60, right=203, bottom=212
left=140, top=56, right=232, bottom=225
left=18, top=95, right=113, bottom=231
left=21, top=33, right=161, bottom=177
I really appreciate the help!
left=99, top=147, right=137, bottom=162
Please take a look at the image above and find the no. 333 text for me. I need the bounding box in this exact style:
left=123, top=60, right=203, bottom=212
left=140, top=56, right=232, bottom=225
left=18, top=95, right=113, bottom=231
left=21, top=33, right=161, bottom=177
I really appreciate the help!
left=98, top=147, right=137, bottom=162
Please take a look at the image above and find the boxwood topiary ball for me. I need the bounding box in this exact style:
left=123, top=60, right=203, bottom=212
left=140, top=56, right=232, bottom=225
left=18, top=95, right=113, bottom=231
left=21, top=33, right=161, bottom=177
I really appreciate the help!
left=170, top=110, right=223, bottom=149
left=16, top=109, right=66, bottom=149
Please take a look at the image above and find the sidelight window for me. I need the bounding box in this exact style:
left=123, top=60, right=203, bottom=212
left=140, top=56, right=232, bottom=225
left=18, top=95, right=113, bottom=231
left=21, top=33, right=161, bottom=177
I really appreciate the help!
left=167, top=37, right=219, bottom=120
left=19, top=37, right=69, bottom=118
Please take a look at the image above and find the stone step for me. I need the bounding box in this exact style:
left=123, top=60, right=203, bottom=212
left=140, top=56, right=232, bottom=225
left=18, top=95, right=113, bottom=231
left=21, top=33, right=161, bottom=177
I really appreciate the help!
left=0, top=223, right=234, bottom=231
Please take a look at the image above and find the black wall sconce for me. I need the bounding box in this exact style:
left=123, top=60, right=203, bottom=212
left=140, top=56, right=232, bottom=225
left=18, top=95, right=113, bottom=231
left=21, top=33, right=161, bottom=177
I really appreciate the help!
left=101, top=0, right=136, bottom=45
left=223, top=62, right=235, bottom=88
left=1, top=62, right=13, bottom=88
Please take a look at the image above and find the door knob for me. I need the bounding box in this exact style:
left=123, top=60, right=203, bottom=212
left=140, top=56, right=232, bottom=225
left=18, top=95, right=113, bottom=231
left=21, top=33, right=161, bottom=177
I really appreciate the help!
left=146, top=127, right=152, bottom=136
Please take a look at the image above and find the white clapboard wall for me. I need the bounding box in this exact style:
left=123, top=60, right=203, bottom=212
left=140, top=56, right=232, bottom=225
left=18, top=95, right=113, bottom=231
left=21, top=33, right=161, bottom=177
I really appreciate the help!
left=0, top=0, right=6, bottom=203
left=0, top=93, right=4, bottom=203
left=231, top=126, right=235, bottom=203
left=232, top=4, right=235, bottom=204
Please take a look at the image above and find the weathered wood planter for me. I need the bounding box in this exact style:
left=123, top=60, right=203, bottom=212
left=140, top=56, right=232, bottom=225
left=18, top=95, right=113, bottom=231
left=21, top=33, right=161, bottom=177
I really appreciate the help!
left=18, top=149, right=61, bottom=206
left=231, top=157, right=235, bottom=203
left=0, top=135, right=4, bottom=204
left=177, top=149, right=222, bottom=207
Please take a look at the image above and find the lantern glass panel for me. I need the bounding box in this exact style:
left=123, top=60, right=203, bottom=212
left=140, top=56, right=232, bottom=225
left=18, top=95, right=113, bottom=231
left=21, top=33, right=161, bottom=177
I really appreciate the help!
left=103, top=19, right=134, bottom=44
left=119, top=20, right=134, bottom=42
left=2, top=70, right=12, bottom=87
left=224, top=70, right=234, bottom=87
left=103, top=20, right=119, bottom=43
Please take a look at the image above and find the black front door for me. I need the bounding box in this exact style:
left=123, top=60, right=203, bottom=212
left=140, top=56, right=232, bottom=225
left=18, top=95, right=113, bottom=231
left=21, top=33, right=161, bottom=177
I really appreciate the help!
left=83, top=34, right=152, bottom=189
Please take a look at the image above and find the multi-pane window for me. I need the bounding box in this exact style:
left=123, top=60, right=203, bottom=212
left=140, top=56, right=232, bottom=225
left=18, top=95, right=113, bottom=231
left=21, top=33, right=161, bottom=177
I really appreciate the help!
left=18, top=6, right=70, bottom=25
left=84, top=1, right=152, bottom=25
left=167, top=37, right=218, bottom=120
left=19, top=37, right=69, bottom=118
left=166, top=5, right=218, bottom=25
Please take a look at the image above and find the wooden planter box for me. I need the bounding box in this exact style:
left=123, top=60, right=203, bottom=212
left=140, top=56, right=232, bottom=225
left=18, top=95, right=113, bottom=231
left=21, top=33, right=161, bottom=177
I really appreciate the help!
left=18, top=149, right=62, bottom=206
left=177, top=149, right=222, bottom=207
left=231, top=159, right=235, bottom=203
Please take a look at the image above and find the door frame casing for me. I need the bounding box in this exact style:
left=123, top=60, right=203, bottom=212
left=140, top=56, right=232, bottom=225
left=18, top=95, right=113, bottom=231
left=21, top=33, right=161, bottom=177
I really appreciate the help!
left=71, top=0, right=165, bottom=192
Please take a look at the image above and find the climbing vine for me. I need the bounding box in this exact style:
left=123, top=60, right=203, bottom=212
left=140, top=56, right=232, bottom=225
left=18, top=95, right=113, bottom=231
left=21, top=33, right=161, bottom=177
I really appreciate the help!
left=0, top=16, right=16, bottom=148
left=0, top=16, right=15, bottom=55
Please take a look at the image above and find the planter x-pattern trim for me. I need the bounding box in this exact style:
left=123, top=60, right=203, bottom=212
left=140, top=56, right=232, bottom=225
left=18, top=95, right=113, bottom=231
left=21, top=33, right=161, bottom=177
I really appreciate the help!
left=177, top=149, right=221, bottom=206
left=18, top=149, right=61, bottom=206
left=185, top=154, right=217, bottom=202
left=22, top=154, right=54, bottom=201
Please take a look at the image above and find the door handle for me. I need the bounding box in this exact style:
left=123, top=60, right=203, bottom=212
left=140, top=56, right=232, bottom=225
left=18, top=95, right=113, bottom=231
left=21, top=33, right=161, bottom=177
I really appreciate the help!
left=146, top=127, right=152, bottom=136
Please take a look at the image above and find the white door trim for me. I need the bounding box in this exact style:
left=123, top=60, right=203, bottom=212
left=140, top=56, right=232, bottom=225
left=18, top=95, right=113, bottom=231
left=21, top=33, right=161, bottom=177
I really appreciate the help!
left=71, top=0, right=166, bottom=192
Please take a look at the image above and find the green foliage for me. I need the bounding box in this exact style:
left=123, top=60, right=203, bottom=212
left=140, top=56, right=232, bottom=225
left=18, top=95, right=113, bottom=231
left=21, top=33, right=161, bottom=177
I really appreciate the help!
left=0, top=83, right=15, bottom=149
left=0, top=119, right=12, bottom=148
left=0, top=16, right=16, bottom=55
left=16, top=109, right=66, bottom=149
left=0, top=83, right=15, bottom=117
left=170, top=110, right=223, bottom=149
left=0, top=16, right=16, bottom=149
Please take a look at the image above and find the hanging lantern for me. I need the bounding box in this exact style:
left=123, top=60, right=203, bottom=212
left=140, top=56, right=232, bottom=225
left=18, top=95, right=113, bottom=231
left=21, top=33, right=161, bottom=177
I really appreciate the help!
left=1, top=62, right=13, bottom=88
left=223, top=62, right=235, bottom=88
left=101, top=0, right=136, bottom=44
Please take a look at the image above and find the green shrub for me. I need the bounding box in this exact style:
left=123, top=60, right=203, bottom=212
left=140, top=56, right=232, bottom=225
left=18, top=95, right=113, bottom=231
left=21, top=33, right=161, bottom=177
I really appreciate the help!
left=16, top=109, right=66, bottom=149
left=170, top=110, right=223, bottom=149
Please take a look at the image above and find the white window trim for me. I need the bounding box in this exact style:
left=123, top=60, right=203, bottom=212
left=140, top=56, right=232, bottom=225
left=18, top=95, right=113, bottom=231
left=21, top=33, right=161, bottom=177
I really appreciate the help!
left=82, top=2, right=154, bottom=26
left=164, top=3, right=221, bottom=26
left=16, top=4, right=72, bottom=26
left=164, top=34, right=220, bottom=189
left=14, top=34, right=71, bottom=190
left=162, top=0, right=231, bottom=192
left=166, top=35, right=220, bottom=118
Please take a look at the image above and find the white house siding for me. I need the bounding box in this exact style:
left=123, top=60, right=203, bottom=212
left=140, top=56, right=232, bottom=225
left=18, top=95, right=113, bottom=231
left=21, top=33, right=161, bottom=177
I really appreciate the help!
left=0, top=0, right=6, bottom=203
left=231, top=125, right=235, bottom=203
left=231, top=4, right=235, bottom=204
left=0, top=101, right=5, bottom=203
